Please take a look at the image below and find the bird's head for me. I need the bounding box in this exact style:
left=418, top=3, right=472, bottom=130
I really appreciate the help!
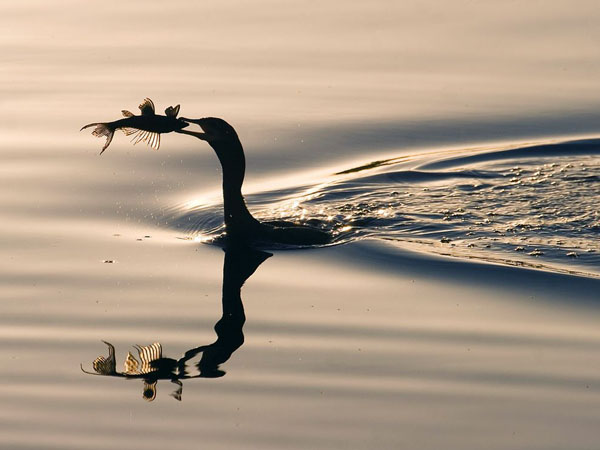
left=174, top=119, right=189, bottom=131
left=179, top=117, right=239, bottom=144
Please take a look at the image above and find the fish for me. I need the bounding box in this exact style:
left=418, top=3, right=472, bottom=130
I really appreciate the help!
left=80, top=98, right=189, bottom=154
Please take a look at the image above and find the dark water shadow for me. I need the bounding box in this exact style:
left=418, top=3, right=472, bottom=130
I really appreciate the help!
left=334, top=240, right=600, bottom=306
left=416, top=137, right=600, bottom=171
left=81, top=245, right=271, bottom=401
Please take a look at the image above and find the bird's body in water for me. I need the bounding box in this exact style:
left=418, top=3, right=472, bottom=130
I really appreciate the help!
left=177, top=117, right=331, bottom=246
left=81, top=98, right=188, bottom=154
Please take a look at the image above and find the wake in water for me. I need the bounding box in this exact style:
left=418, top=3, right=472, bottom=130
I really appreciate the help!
left=166, top=138, right=600, bottom=277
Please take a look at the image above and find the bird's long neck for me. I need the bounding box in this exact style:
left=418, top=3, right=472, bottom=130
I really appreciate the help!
left=210, top=139, right=258, bottom=233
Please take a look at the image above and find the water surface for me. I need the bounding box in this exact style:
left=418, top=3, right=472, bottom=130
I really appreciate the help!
left=2, top=1, right=600, bottom=449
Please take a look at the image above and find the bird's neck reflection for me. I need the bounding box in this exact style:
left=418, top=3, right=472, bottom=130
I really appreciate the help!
left=81, top=245, right=271, bottom=401
left=183, top=246, right=271, bottom=378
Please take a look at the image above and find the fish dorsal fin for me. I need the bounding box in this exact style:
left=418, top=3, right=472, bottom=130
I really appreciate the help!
left=122, top=110, right=134, bottom=118
left=138, top=98, right=155, bottom=116
left=165, top=104, right=180, bottom=117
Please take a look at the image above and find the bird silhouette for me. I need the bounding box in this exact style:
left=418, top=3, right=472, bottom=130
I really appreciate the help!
left=177, top=117, right=331, bottom=246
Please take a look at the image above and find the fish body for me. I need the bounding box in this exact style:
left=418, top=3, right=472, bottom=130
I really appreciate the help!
left=81, top=98, right=188, bottom=154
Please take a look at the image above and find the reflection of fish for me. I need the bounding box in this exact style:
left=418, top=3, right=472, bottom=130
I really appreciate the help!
left=124, top=342, right=163, bottom=402
left=81, top=98, right=188, bottom=154
left=92, top=340, right=117, bottom=375
left=123, top=342, right=163, bottom=375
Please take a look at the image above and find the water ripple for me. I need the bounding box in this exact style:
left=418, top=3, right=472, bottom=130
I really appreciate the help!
left=166, top=138, right=600, bottom=276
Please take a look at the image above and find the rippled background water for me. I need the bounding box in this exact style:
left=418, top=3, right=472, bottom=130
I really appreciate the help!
left=2, top=1, right=600, bottom=449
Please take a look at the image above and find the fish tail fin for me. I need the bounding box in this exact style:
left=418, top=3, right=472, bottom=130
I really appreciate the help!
left=81, top=122, right=115, bottom=154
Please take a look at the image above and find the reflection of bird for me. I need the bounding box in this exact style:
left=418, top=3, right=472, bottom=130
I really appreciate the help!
left=184, top=246, right=272, bottom=378
left=81, top=245, right=271, bottom=400
left=177, top=118, right=331, bottom=245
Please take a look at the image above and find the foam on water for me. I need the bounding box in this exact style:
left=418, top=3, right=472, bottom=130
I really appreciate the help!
left=168, top=138, right=600, bottom=276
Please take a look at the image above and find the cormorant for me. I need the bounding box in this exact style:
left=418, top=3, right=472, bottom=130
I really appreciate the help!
left=176, top=117, right=331, bottom=246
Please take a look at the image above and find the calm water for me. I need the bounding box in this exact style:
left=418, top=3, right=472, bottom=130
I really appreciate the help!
left=2, top=1, right=600, bottom=449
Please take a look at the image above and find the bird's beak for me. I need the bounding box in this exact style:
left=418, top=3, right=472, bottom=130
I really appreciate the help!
left=179, top=117, right=201, bottom=125
left=175, top=129, right=211, bottom=141
left=177, top=118, right=215, bottom=141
